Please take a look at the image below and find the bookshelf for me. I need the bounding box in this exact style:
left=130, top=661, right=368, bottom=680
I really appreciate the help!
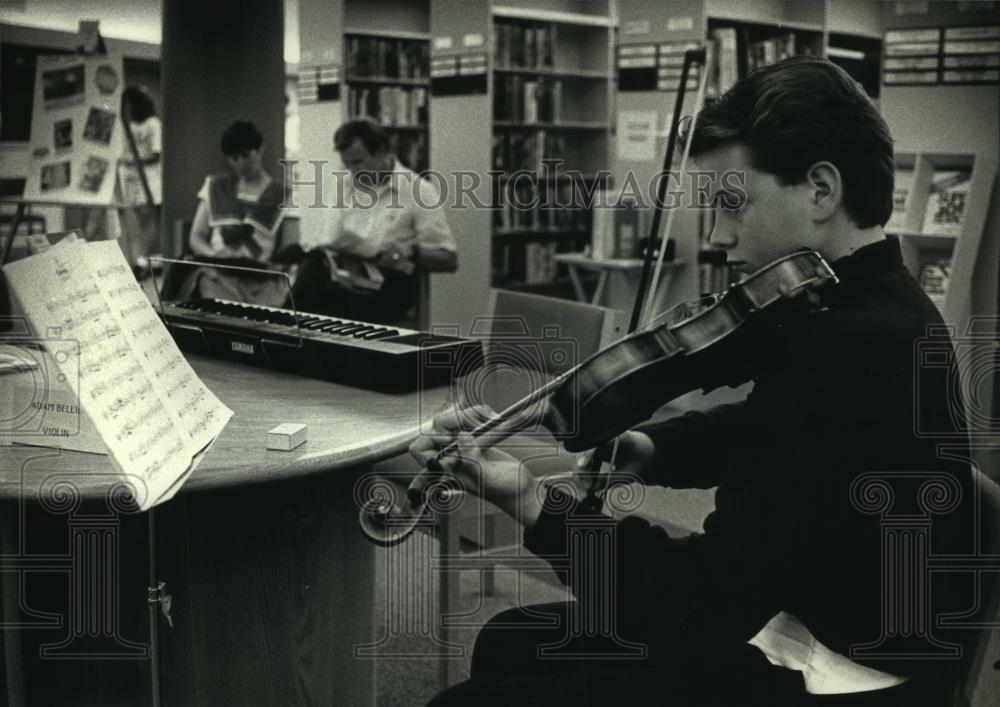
left=705, top=18, right=825, bottom=97
left=877, top=0, right=999, bottom=496
left=888, top=151, right=997, bottom=321
left=489, top=3, right=615, bottom=294
left=344, top=31, right=431, bottom=172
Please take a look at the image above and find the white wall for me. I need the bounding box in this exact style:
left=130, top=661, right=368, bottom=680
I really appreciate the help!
left=0, top=0, right=301, bottom=63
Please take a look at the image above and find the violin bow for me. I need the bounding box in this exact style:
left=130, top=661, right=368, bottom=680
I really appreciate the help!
left=582, top=45, right=712, bottom=512
left=633, top=46, right=711, bottom=332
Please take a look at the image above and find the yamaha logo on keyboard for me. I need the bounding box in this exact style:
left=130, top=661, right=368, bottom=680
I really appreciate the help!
left=231, top=340, right=255, bottom=356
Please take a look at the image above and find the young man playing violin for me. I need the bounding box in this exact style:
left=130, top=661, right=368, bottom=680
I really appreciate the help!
left=412, top=56, right=977, bottom=706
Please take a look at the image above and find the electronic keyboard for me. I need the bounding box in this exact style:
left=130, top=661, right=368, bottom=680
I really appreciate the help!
left=158, top=298, right=484, bottom=392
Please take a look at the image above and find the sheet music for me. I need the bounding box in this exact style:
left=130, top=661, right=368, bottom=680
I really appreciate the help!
left=76, top=241, right=231, bottom=453
left=3, top=239, right=233, bottom=508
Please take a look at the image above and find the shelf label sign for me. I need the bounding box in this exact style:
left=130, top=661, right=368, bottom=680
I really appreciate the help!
left=430, top=57, right=458, bottom=78
left=617, top=110, right=657, bottom=162
left=622, top=20, right=651, bottom=36
left=667, top=17, right=695, bottom=32
left=459, top=54, right=488, bottom=76
left=894, top=1, right=929, bottom=15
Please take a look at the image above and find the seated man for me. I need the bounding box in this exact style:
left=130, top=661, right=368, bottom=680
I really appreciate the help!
left=182, top=119, right=286, bottom=305
left=290, top=119, right=456, bottom=324
left=412, top=57, right=978, bottom=706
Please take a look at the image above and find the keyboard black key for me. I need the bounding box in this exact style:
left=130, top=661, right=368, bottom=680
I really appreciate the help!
left=337, top=325, right=368, bottom=335
left=362, top=329, right=398, bottom=340
left=323, top=322, right=357, bottom=333
left=319, top=322, right=348, bottom=333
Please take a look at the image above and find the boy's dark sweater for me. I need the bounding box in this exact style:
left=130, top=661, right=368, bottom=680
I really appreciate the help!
left=525, top=238, right=975, bottom=685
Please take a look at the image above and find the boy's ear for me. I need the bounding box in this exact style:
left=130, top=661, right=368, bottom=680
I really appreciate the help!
left=806, top=161, right=841, bottom=220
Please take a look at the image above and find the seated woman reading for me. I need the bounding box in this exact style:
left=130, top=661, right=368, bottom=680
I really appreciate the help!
left=182, top=120, right=286, bottom=306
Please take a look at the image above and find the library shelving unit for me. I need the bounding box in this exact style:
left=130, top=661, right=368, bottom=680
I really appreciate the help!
left=877, top=0, right=999, bottom=492
left=887, top=151, right=997, bottom=325
left=702, top=0, right=883, bottom=98
left=489, top=3, right=616, bottom=296
left=344, top=31, right=431, bottom=173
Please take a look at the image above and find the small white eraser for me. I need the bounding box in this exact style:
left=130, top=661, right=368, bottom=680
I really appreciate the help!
left=266, top=423, right=307, bottom=451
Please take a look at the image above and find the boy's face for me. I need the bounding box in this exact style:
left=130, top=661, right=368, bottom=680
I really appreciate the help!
left=696, top=143, right=825, bottom=274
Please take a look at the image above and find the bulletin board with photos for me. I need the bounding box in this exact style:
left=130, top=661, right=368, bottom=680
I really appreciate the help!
left=21, top=52, right=125, bottom=206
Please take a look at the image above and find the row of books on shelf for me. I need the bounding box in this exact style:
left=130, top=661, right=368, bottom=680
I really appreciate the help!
left=345, top=36, right=429, bottom=80
left=888, top=167, right=972, bottom=236
left=494, top=75, right=562, bottom=123
left=492, top=184, right=590, bottom=234
left=591, top=198, right=644, bottom=260
left=492, top=130, right=567, bottom=173
left=493, top=21, right=555, bottom=70
left=347, top=86, right=428, bottom=128
left=747, top=32, right=802, bottom=73
left=494, top=241, right=561, bottom=286
left=706, top=28, right=813, bottom=96
left=707, top=28, right=739, bottom=97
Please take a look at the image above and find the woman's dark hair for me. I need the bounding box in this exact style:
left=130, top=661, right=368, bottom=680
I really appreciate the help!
left=687, top=56, right=894, bottom=229
left=121, top=85, right=157, bottom=122
left=334, top=118, right=391, bottom=154
left=220, top=120, right=264, bottom=156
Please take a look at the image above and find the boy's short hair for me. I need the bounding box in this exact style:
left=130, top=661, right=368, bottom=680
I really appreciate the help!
left=687, top=56, right=894, bottom=229
left=220, top=120, right=264, bottom=156
left=334, top=119, right=391, bottom=155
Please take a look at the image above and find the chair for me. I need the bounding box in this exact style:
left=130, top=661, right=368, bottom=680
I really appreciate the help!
left=954, top=468, right=1000, bottom=707
left=389, top=268, right=431, bottom=331
left=433, top=290, right=625, bottom=684
left=414, top=269, right=431, bottom=330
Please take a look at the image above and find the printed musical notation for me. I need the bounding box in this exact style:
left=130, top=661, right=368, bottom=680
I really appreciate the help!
left=2, top=239, right=233, bottom=509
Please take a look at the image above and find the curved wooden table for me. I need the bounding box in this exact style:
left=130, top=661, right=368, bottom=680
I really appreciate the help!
left=0, top=354, right=450, bottom=706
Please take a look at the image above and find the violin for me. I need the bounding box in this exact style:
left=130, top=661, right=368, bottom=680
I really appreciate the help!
left=358, top=250, right=838, bottom=546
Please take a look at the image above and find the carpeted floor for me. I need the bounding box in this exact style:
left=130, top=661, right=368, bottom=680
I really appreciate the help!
left=371, top=530, right=568, bottom=707
left=369, top=485, right=714, bottom=707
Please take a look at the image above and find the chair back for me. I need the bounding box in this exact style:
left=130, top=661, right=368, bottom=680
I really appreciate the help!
left=955, top=468, right=1000, bottom=706
left=415, top=269, right=431, bottom=330
left=483, top=289, right=624, bottom=364
left=472, top=289, right=624, bottom=417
